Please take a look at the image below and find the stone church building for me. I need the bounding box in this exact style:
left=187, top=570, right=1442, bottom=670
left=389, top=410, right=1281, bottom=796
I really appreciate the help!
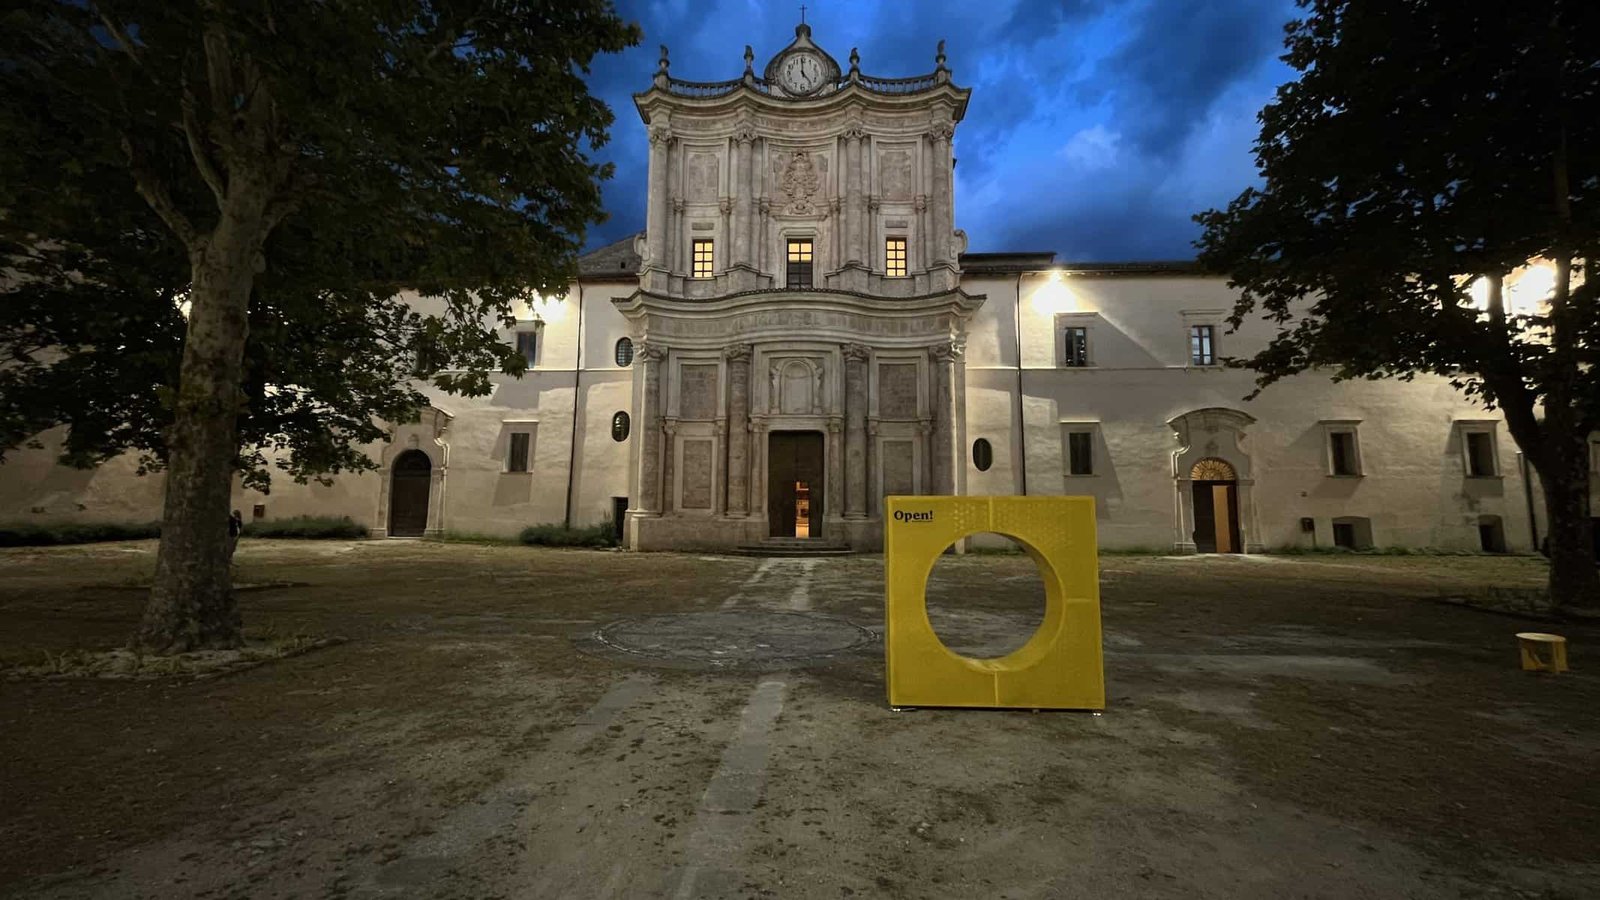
left=2, top=24, right=1552, bottom=554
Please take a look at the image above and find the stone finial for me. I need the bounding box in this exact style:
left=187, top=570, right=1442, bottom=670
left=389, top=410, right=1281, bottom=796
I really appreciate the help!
left=654, top=45, right=671, bottom=88
left=935, top=39, right=949, bottom=83
left=744, top=44, right=754, bottom=74
left=849, top=47, right=860, bottom=75
left=935, top=39, right=947, bottom=70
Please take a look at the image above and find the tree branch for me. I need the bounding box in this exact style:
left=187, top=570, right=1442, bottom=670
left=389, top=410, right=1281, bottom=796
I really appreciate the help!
left=92, top=5, right=144, bottom=65
left=181, top=79, right=228, bottom=208
left=121, top=135, right=200, bottom=251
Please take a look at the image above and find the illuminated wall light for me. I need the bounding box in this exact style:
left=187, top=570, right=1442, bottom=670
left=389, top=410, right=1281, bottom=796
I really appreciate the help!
left=1507, top=263, right=1557, bottom=314
left=1031, top=270, right=1076, bottom=315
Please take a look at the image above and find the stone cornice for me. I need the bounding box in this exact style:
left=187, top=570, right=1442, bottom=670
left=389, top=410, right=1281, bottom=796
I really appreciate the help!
left=612, top=286, right=985, bottom=316
left=633, top=80, right=971, bottom=126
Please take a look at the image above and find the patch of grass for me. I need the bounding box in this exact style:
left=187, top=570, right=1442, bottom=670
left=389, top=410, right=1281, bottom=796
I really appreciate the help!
left=518, top=522, right=617, bottom=549
left=1100, top=546, right=1168, bottom=556
left=242, top=516, right=368, bottom=540
left=1267, top=544, right=1529, bottom=557
left=0, top=521, right=161, bottom=547
left=433, top=531, right=520, bottom=546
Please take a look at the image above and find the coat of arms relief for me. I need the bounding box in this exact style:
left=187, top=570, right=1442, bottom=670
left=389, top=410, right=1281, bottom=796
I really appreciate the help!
left=781, top=150, right=822, bottom=215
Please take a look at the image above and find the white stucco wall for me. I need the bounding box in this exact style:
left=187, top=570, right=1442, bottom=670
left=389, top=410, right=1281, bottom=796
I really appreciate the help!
left=959, top=271, right=1538, bottom=552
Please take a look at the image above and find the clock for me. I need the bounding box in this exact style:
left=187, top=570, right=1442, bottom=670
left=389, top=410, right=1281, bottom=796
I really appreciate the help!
left=779, top=51, right=826, bottom=95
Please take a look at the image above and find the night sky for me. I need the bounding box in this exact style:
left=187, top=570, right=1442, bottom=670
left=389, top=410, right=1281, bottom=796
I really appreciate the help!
left=581, top=0, right=1300, bottom=262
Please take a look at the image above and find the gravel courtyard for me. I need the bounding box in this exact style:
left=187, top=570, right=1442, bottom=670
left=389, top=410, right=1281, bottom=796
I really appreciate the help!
left=1, top=540, right=1596, bottom=898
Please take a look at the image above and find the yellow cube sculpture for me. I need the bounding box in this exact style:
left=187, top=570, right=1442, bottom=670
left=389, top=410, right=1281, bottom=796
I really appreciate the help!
left=885, top=495, right=1105, bottom=710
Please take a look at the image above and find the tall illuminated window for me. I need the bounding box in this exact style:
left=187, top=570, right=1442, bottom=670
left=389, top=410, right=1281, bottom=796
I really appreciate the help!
left=885, top=237, right=907, bottom=277
left=692, top=239, right=714, bottom=278
left=787, top=239, right=814, bottom=289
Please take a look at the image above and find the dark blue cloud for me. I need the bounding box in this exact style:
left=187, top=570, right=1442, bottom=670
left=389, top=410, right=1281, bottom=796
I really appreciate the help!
left=581, top=0, right=1297, bottom=261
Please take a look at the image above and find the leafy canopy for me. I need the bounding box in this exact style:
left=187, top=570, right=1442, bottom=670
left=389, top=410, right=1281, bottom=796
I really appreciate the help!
left=1195, top=0, right=1600, bottom=430
left=0, top=1, right=640, bottom=490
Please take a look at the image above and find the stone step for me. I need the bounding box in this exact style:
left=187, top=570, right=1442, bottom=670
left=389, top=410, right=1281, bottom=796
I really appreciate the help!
left=729, top=539, right=853, bottom=557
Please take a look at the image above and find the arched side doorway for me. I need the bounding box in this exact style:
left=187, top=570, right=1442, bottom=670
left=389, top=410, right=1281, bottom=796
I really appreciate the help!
left=389, top=450, right=432, bottom=537
left=1169, top=407, right=1261, bottom=554
left=1189, top=458, right=1241, bottom=553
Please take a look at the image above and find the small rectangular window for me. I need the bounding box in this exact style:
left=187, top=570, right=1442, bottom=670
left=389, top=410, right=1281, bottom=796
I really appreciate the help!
left=1068, top=431, right=1093, bottom=476
left=1189, top=325, right=1215, bottom=366
left=1063, top=327, right=1089, bottom=367
left=692, top=239, right=714, bottom=278
left=787, top=239, right=814, bottom=289
left=516, top=331, right=538, bottom=366
left=507, top=432, right=530, bottom=473
left=885, top=238, right=907, bottom=277
left=1332, top=522, right=1355, bottom=549
left=1329, top=430, right=1359, bottom=476
left=1465, top=431, right=1496, bottom=476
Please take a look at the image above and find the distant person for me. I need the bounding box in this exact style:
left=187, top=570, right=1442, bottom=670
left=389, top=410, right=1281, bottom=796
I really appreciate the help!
left=228, top=510, right=244, bottom=562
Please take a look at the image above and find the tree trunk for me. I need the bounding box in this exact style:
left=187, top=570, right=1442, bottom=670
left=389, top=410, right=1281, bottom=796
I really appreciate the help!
left=135, top=194, right=268, bottom=653
left=1535, top=434, right=1600, bottom=617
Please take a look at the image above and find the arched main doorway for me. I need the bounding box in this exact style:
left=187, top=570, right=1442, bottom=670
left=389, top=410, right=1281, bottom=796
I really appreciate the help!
left=389, top=449, right=432, bottom=537
left=1190, top=457, right=1240, bottom=553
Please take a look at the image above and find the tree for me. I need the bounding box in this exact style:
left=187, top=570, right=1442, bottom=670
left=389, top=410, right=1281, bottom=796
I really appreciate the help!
left=0, top=2, right=640, bottom=650
left=1196, top=0, right=1600, bottom=614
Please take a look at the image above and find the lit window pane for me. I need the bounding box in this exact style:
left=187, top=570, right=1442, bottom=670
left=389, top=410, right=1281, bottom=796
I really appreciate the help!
left=886, top=238, right=907, bottom=277
left=787, top=239, right=813, bottom=289
left=692, top=239, right=714, bottom=278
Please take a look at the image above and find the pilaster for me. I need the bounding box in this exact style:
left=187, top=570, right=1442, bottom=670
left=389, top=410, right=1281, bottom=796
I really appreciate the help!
left=843, top=342, right=871, bottom=518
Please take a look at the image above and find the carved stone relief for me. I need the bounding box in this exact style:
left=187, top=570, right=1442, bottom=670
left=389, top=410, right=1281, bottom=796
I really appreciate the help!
left=680, top=440, right=714, bottom=509
left=679, top=364, right=720, bottom=420
left=688, top=152, right=719, bottom=202
left=781, top=150, right=821, bottom=215
left=878, top=363, right=920, bottom=419
left=880, top=150, right=913, bottom=199
left=882, top=440, right=916, bottom=496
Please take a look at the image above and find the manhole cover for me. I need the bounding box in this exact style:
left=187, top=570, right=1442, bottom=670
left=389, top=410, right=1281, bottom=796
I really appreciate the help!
left=580, top=610, right=878, bottom=671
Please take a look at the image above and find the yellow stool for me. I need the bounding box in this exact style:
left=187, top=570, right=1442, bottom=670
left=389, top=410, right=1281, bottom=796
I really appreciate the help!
left=885, top=495, right=1103, bottom=710
left=1516, top=632, right=1568, bottom=673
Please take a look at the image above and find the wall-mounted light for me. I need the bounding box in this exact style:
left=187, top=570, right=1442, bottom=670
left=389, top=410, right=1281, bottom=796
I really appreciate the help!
left=1030, top=269, right=1075, bottom=315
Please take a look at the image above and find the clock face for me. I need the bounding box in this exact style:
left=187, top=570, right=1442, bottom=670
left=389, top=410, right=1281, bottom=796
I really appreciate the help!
left=780, top=52, right=825, bottom=95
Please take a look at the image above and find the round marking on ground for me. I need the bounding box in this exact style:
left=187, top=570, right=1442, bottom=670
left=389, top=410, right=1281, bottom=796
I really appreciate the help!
left=580, top=610, right=878, bottom=671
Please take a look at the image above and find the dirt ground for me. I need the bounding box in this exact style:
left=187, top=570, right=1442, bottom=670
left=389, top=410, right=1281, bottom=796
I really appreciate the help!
left=1, top=540, right=1596, bottom=899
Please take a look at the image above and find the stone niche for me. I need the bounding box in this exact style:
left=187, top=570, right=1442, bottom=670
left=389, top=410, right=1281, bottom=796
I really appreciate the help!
left=769, top=356, right=828, bottom=415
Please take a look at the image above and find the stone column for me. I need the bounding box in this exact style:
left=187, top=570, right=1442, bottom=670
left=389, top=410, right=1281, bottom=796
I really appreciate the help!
left=757, top=198, right=771, bottom=275
left=929, top=122, right=955, bottom=267
left=646, top=124, right=673, bottom=273
left=843, top=343, right=871, bottom=518
left=750, top=416, right=769, bottom=522
left=733, top=126, right=756, bottom=269
left=844, top=126, right=865, bottom=265
left=724, top=343, right=752, bottom=517
left=865, top=417, right=880, bottom=515
left=661, top=417, right=678, bottom=514
left=636, top=341, right=668, bottom=513
left=826, top=417, right=843, bottom=526
left=930, top=340, right=963, bottom=495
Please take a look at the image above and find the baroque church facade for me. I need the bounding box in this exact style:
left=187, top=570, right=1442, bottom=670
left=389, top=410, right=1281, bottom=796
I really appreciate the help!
left=1, top=24, right=1551, bottom=554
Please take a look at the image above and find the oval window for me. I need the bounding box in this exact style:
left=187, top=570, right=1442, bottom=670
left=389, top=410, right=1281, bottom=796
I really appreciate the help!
left=972, top=438, right=994, bottom=472
left=615, top=337, right=634, bottom=367
left=611, top=411, right=631, bottom=442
